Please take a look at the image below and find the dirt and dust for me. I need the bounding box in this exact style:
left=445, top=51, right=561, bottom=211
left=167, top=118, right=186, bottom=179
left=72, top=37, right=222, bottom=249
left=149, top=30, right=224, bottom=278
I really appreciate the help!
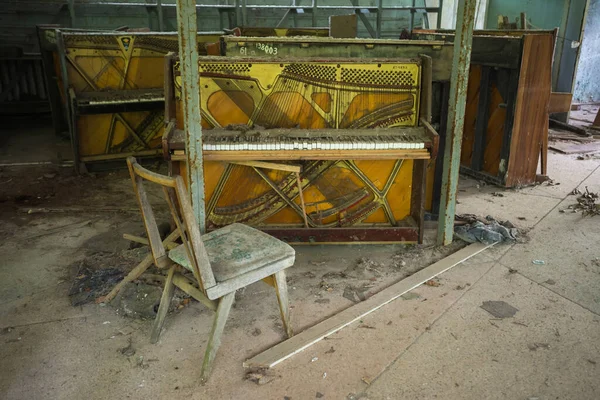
left=68, top=248, right=148, bottom=306
left=286, top=241, right=467, bottom=307
left=0, top=161, right=467, bottom=329
left=0, top=161, right=183, bottom=319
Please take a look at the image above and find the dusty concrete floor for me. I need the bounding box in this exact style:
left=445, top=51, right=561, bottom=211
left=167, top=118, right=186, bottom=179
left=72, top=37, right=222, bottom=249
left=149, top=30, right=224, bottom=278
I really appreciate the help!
left=1, top=120, right=599, bottom=399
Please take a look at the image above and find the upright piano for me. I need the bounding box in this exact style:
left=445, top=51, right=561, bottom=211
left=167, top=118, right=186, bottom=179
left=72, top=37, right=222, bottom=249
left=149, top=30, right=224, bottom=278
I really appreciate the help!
left=163, top=55, right=438, bottom=244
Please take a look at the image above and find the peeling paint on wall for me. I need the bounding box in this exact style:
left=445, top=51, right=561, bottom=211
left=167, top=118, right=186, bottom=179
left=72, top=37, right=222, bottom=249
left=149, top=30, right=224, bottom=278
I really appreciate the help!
left=573, top=0, right=600, bottom=103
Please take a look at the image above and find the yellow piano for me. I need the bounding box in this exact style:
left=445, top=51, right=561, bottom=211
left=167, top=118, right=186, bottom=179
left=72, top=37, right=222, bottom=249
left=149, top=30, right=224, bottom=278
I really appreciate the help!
left=164, top=56, right=438, bottom=244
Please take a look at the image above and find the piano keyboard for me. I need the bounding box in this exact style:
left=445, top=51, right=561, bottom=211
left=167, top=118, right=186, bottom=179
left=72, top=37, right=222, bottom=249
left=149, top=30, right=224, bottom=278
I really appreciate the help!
left=202, top=135, right=426, bottom=151
left=167, top=127, right=435, bottom=161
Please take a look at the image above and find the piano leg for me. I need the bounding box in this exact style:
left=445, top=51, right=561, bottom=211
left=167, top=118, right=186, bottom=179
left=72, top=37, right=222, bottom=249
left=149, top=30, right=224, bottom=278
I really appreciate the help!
left=410, top=159, right=427, bottom=244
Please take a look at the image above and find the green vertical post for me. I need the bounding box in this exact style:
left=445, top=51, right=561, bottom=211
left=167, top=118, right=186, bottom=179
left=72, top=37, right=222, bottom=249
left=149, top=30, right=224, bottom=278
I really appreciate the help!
left=312, top=0, right=318, bottom=27
left=68, top=0, right=76, bottom=28
left=235, top=0, right=241, bottom=27
left=437, top=0, right=477, bottom=246
left=175, top=0, right=206, bottom=233
left=242, top=0, right=248, bottom=26
left=376, top=0, right=382, bottom=38
left=409, top=0, right=415, bottom=31
left=157, top=0, right=165, bottom=32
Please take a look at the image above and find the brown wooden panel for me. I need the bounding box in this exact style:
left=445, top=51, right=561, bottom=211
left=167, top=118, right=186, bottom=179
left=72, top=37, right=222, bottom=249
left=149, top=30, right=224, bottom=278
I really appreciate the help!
left=482, top=81, right=506, bottom=176
left=460, top=65, right=482, bottom=167
left=548, top=92, right=573, bottom=114
left=506, top=34, right=553, bottom=187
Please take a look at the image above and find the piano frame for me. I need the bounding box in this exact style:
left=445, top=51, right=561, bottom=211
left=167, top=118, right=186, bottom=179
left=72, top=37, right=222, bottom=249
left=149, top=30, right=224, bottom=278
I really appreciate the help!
left=163, top=54, right=439, bottom=244
left=39, top=27, right=223, bottom=171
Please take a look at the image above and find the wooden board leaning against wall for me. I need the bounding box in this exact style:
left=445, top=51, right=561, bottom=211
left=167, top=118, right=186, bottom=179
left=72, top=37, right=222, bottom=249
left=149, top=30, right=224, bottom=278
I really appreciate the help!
left=162, top=55, right=440, bottom=244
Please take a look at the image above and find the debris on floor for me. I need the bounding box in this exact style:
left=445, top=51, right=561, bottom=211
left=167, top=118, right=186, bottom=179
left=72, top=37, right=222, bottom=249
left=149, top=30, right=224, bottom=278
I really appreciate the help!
left=67, top=247, right=149, bottom=306
left=69, top=266, right=124, bottom=306
left=424, top=279, right=441, bottom=287
left=454, top=215, right=519, bottom=244
left=550, top=140, right=600, bottom=155
left=528, top=342, right=550, bottom=351
left=480, top=300, right=519, bottom=318
left=113, top=283, right=163, bottom=319
left=342, top=284, right=370, bottom=303
left=244, top=367, right=278, bottom=385
left=119, top=338, right=136, bottom=357
left=561, top=187, right=600, bottom=216
left=542, top=179, right=560, bottom=187
left=347, top=257, right=383, bottom=279
left=390, top=245, right=425, bottom=267
left=401, top=292, right=421, bottom=300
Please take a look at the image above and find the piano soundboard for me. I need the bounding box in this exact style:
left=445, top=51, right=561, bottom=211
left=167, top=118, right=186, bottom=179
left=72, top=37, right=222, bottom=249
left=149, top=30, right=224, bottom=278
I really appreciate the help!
left=173, top=58, right=422, bottom=131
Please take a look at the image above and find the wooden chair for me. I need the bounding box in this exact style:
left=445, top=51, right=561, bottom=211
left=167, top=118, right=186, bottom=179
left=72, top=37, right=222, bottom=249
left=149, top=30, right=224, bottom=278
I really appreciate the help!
left=126, top=157, right=295, bottom=382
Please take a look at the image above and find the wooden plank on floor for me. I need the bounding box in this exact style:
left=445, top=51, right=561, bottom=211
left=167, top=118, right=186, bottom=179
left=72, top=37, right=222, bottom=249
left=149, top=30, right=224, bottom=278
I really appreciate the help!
left=549, top=141, right=600, bottom=154
left=244, top=242, right=493, bottom=369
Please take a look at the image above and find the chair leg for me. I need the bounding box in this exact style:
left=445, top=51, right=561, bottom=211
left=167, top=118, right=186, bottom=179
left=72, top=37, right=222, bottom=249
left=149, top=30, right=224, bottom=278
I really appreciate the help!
left=273, top=270, right=293, bottom=338
left=150, top=265, right=176, bottom=344
left=201, top=291, right=235, bottom=383
left=98, top=254, right=153, bottom=303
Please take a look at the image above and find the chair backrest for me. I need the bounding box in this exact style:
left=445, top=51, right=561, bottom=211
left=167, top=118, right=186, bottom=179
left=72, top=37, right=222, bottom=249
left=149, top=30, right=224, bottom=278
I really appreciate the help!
left=126, top=157, right=216, bottom=292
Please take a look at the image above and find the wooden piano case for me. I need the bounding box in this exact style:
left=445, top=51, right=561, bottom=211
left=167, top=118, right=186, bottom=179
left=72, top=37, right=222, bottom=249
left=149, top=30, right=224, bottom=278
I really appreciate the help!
left=163, top=55, right=438, bottom=244
left=414, top=29, right=559, bottom=188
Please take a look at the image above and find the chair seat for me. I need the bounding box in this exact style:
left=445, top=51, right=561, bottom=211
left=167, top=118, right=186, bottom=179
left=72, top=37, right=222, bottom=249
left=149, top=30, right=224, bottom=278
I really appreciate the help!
left=168, top=223, right=295, bottom=283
